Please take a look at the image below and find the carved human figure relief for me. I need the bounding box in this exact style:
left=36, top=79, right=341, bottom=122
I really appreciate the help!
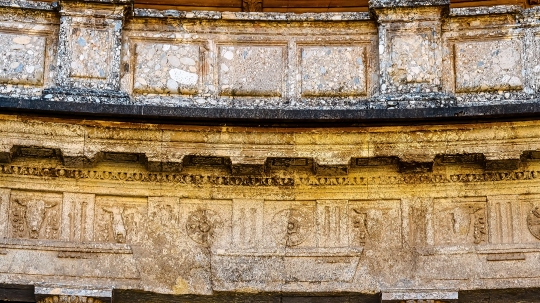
left=10, top=192, right=61, bottom=240
left=351, top=209, right=369, bottom=246
left=242, top=0, right=262, bottom=12
left=94, top=196, right=146, bottom=244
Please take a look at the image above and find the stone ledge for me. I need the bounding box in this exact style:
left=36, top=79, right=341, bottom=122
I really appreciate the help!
left=3, top=96, right=540, bottom=124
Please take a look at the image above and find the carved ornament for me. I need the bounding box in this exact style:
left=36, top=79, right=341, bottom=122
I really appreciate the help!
left=1, top=164, right=540, bottom=186
left=527, top=206, right=540, bottom=240
left=242, top=0, right=263, bottom=12
left=38, top=296, right=104, bottom=303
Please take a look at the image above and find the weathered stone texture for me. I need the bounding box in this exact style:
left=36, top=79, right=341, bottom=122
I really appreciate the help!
left=0, top=0, right=538, bottom=113
left=1, top=117, right=540, bottom=297
left=134, top=42, right=201, bottom=95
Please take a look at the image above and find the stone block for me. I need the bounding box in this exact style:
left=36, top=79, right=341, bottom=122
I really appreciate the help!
left=300, top=46, right=367, bottom=97
left=134, top=42, right=200, bottom=95
left=69, top=28, right=110, bottom=79
left=454, top=39, right=523, bottom=92
left=389, top=34, right=438, bottom=87
left=218, top=45, right=284, bottom=97
left=0, top=33, right=46, bottom=85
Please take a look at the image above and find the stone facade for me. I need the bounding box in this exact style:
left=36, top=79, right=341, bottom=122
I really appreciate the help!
left=0, top=0, right=540, bottom=302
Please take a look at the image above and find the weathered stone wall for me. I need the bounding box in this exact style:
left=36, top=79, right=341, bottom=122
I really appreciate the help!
left=2, top=0, right=540, bottom=301
left=1, top=116, right=540, bottom=300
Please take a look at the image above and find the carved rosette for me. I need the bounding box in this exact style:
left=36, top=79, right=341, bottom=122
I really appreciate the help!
left=186, top=208, right=221, bottom=246
left=527, top=206, right=540, bottom=240
left=271, top=208, right=312, bottom=246
left=38, top=296, right=104, bottom=303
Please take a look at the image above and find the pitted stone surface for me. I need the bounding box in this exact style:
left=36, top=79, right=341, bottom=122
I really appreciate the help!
left=300, top=46, right=367, bottom=97
left=218, top=45, right=284, bottom=97
left=455, top=39, right=523, bottom=92
left=70, top=28, right=110, bottom=79
left=0, top=33, right=46, bottom=85
left=134, top=42, right=200, bottom=95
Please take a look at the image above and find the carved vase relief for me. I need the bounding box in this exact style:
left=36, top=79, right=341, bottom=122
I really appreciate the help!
left=186, top=208, right=222, bottom=246
left=10, top=191, right=61, bottom=240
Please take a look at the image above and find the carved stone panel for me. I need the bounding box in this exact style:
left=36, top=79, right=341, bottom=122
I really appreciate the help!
left=180, top=199, right=232, bottom=249
left=487, top=195, right=520, bottom=244
left=94, top=196, right=147, bottom=244
left=454, top=39, right=523, bottom=93
left=61, top=192, right=95, bottom=242
left=519, top=195, right=540, bottom=243
left=232, top=199, right=264, bottom=249
left=133, top=42, right=201, bottom=95
left=0, top=188, right=10, bottom=238
left=218, top=45, right=285, bottom=97
left=433, top=197, right=487, bottom=246
left=0, top=32, right=46, bottom=86
left=9, top=191, right=62, bottom=240
left=299, top=46, right=367, bottom=97
left=316, top=200, right=348, bottom=248
left=264, top=201, right=316, bottom=248
left=349, top=199, right=402, bottom=248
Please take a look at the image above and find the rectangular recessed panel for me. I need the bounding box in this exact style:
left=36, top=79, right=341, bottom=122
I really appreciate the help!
left=433, top=197, right=487, bottom=246
left=134, top=42, right=200, bottom=94
left=454, top=39, right=523, bottom=92
left=69, top=27, right=111, bottom=79
left=390, top=33, right=437, bottom=85
left=0, top=33, right=46, bottom=86
left=300, top=46, right=367, bottom=97
left=219, top=45, right=284, bottom=97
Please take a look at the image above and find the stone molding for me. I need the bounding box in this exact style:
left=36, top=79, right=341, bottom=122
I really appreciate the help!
left=37, top=296, right=105, bottom=303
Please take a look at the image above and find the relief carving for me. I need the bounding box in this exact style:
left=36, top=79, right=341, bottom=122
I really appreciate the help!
left=94, top=196, right=146, bottom=244
left=351, top=209, right=369, bottom=246
left=434, top=198, right=487, bottom=245
left=242, top=0, right=263, bottom=12
left=527, top=206, right=540, bottom=240
left=186, top=208, right=221, bottom=246
left=38, top=296, right=104, bottom=303
left=11, top=196, right=60, bottom=240
left=271, top=208, right=312, bottom=247
left=101, top=207, right=127, bottom=243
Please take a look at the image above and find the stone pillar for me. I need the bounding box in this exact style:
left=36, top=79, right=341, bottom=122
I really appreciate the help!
left=35, top=287, right=112, bottom=303
left=43, top=0, right=131, bottom=103
left=370, top=0, right=453, bottom=108
left=381, top=290, right=458, bottom=303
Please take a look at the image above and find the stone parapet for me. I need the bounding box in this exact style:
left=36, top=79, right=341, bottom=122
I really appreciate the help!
left=0, top=1, right=538, bottom=120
